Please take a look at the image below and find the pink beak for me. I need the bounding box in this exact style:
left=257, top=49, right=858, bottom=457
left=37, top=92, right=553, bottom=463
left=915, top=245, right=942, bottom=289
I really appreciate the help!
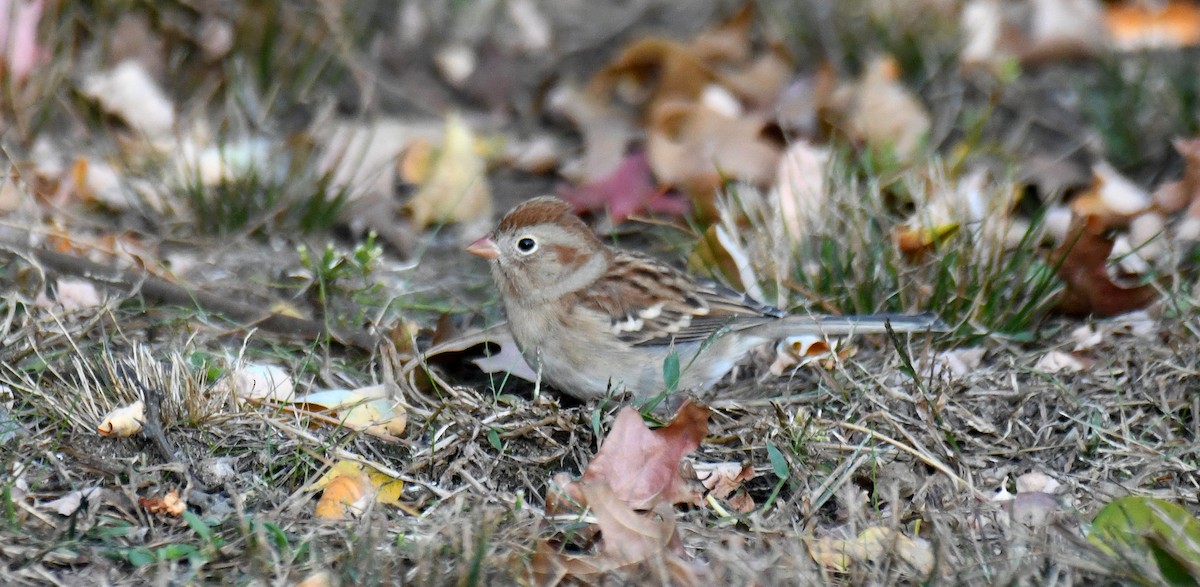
left=467, top=236, right=500, bottom=260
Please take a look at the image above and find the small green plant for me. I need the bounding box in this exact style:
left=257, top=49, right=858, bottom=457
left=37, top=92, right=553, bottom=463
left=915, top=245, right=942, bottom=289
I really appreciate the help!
left=296, top=233, right=385, bottom=331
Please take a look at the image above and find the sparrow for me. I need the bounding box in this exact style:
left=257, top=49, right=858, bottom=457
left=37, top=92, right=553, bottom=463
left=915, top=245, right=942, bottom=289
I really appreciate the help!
left=468, top=196, right=942, bottom=402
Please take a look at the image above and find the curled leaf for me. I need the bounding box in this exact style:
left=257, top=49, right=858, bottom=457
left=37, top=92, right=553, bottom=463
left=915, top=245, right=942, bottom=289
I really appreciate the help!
left=97, top=400, right=145, bottom=437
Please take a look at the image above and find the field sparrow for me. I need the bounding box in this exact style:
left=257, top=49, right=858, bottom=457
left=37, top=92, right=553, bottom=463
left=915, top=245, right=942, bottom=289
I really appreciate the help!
left=468, top=196, right=943, bottom=402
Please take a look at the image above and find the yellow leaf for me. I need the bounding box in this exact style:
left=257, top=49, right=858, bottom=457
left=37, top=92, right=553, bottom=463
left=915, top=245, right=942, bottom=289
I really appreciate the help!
left=97, top=400, right=145, bottom=437
left=405, top=112, right=493, bottom=228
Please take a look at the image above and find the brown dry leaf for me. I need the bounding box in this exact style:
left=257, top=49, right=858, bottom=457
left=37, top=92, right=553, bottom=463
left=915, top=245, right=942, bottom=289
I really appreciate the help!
left=405, top=112, right=493, bottom=228
left=546, top=83, right=638, bottom=183
left=717, top=42, right=793, bottom=110
left=97, top=400, right=144, bottom=437
left=806, top=536, right=857, bottom=572
left=555, top=401, right=710, bottom=511
left=829, top=56, right=930, bottom=163
left=688, top=221, right=768, bottom=302
left=646, top=99, right=780, bottom=199
left=1071, top=162, right=1151, bottom=222
left=1152, top=138, right=1200, bottom=223
left=689, top=4, right=754, bottom=65
left=1051, top=215, right=1158, bottom=316
left=140, top=490, right=186, bottom=516
left=293, top=570, right=335, bottom=587
left=534, top=483, right=703, bottom=586
left=895, top=168, right=1006, bottom=258
left=314, top=475, right=370, bottom=520
left=855, top=527, right=935, bottom=576
left=922, top=347, right=987, bottom=379
left=589, top=37, right=716, bottom=111
left=1106, top=0, right=1200, bottom=50
left=807, top=528, right=933, bottom=576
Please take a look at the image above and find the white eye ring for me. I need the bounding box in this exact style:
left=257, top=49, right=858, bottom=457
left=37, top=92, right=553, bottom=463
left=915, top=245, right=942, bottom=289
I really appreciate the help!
left=515, top=236, right=538, bottom=255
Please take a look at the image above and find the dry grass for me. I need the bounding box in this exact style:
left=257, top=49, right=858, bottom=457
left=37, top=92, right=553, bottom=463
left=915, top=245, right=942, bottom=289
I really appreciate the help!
left=1, top=1, right=1199, bottom=585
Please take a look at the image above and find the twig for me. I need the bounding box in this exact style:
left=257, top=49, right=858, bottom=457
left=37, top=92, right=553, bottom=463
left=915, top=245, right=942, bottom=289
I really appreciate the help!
left=0, top=237, right=380, bottom=351
left=824, top=419, right=990, bottom=501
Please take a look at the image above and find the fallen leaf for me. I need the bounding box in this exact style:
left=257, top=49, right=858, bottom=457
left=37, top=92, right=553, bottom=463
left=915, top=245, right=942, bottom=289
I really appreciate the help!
left=42, top=278, right=103, bottom=311
left=292, top=386, right=407, bottom=437
left=773, top=140, right=831, bottom=242
left=718, top=42, right=793, bottom=110
left=1071, top=162, right=1151, bottom=222
left=1051, top=215, right=1158, bottom=316
left=1152, top=138, right=1200, bottom=238
left=41, top=486, right=102, bottom=516
left=557, top=152, right=688, bottom=224
left=922, top=347, right=987, bottom=379
left=79, top=60, right=176, bottom=141
left=0, top=0, right=44, bottom=83
left=293, top=570, right=335, bottom=587
left=693, top=462, right=754, bottom=500
left=226, top=364, right=294, bottom=402
left=590, top=37, right=716, bottom=111
left=97, top=400, right=145, bottom=437
left=546, top=83, right=638, bottom=183
left=808, top=527, right=934, bottom=576
left=768, top=335, right=836, bottom=376
left=140, top=490, right=186, bottom=516
left=553, top=400, right=710, bottom=512
left=829, top=55, right=930, bottom=162
left=1015, top=471, right=1061, bottom=494
left=1089, top=496, right=1200, bottom=580
left=308, top=460, right=404, bottom=520
left=856, top=527, right=935, bottom=576
left=962, top=0, right=1108, bottom=69
left=404, top=112, right=493, bottom=228
left=689, top=4, right=754, bottom=65
left=318, top=117, right=442, bottom=203
left=419, top=325, right=538, bottom=383
left=646, top=98, right=780, bottom=201
left=1034, top=350, right=1092, bottom=373
left=895, top=168, right=1010, bottom=258
left=1106, top=0, right=1200, bottom=51
left=534, top=482, right=703, bottom=586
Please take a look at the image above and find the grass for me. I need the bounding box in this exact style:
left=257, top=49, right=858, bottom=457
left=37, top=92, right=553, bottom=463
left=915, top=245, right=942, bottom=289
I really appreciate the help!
left=2, top=1, right=1200, bottom=585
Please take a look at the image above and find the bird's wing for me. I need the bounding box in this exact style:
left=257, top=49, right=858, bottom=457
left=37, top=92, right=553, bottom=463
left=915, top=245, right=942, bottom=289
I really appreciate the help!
left=571, top=251, right=781, bottom=347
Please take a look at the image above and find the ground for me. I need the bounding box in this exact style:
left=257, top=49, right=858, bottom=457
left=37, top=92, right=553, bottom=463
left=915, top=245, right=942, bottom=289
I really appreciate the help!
left=1, top=1, right=1199, bottom=585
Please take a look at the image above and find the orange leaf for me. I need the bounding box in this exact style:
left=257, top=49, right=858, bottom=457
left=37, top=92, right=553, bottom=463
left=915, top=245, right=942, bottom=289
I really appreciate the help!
left=140, top=490, right=186, bottom=516
left=1106, top=0, right=1200, bottom=50
left=314, top=475, right=370, bottom=520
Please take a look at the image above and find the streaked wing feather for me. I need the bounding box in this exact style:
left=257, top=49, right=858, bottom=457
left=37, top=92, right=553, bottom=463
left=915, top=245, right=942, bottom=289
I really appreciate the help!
left=573, top=251, right=781, bottom=347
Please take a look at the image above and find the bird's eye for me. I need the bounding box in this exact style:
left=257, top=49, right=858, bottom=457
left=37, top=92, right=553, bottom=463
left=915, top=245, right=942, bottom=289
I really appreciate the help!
left=516, top=236, right=538, bottom=254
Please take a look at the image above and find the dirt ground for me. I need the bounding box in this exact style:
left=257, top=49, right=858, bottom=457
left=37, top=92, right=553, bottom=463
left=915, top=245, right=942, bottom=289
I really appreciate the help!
left=2, top=1, right=1199, bottom=585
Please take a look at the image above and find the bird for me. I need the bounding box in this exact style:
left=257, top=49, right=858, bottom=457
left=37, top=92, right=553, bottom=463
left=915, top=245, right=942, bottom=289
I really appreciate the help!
left=468, top=196, right=943, bottom=403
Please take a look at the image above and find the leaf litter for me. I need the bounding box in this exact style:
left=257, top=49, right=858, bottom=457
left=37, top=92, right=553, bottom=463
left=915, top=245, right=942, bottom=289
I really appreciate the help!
left=1, top=1, right=1200, bottom=585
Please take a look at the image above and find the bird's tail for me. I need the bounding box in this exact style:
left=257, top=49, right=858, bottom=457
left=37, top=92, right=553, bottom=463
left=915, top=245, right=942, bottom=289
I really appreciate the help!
left=756, top=312, right=948, bottom=338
